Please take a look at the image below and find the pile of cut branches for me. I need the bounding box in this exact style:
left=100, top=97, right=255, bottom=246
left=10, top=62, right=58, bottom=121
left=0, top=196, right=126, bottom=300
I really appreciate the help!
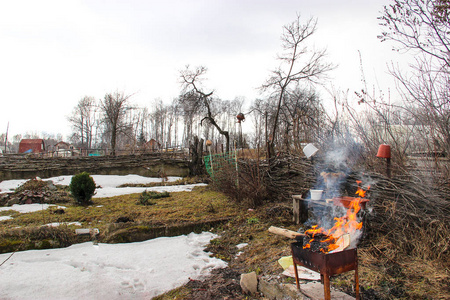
left=264, top=154, right=317, bottom=201
left=360, top=173, right=450, bottom=262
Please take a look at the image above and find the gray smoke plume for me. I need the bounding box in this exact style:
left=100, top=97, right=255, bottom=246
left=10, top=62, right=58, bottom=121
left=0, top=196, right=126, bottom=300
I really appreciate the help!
left=304, top=145, right=368, bottom=250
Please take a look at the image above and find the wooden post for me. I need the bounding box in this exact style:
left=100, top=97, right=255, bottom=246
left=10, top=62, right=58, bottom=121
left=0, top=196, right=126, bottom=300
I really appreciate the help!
left=293, top=196, right=300, bottom=225
left=292, top=195, right=309, bottom=224
left=386, top=157, right=391, bottom=178
left=234, top=141, right=239, bottom=188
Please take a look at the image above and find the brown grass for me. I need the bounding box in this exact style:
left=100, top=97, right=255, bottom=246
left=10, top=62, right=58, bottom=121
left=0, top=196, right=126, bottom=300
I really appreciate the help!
left=0, top=185, right=241, bottom=253
left=332, top=236, right=450, bottom=299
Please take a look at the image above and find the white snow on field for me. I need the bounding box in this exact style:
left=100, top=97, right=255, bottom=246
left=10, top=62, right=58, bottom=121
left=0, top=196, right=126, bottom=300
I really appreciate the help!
left=0, top=174, right=207, bottom=198
left=45, top=222, right=82, bottom=227
left=0, top=232, right=227, bottom=300
left=0, top=179, right=27, bottom=193
left=0, top=204, right=66, bottom=214
left=0, top=174, right=184, bottom=195
left=94, top=183, right=207, bottom=198
left=48, top=174, right=183, bottom=188
left=0, top=215, right=13, bottom=221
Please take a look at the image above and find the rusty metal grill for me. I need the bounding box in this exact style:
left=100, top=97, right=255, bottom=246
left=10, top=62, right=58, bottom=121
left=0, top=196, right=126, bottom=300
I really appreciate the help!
left=291, top=239, right=360, bottom=300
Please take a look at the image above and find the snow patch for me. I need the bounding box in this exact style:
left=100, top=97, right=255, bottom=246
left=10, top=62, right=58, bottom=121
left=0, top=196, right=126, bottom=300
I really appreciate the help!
left=0, top=174, right=201, bottom=198
left=0, top=204, right=66, bottom=214
left=45, top=222, right=82, bottom=227
left=0, top=232, right=226, bottom=299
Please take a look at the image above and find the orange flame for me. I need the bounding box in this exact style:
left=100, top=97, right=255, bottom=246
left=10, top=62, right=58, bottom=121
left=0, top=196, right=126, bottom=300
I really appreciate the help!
left=302, top=181, right=369, bottom=252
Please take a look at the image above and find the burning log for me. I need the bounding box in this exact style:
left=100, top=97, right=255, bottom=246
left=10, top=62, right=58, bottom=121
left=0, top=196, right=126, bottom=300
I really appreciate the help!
left=268, top=226, right=351, bottom=253
left=303, top=231, right=336, bottom=252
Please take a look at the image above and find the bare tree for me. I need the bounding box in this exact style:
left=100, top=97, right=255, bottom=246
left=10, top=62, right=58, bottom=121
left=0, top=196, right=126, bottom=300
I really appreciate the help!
left=281, top=88, right=326, bottom=151
left=379, top=0, right=450, bottom=157
left=379, top=0, right=450, bottom=70
left=68, top=96, right=97, bottom=149
left=136, top=107, right=149, bottom=147
left=179, top=65, right=231, bottom=152
left=100, top=91, right=133, bottom=155
left=261, top=15, right=335, bottom=157
left=249, top=98, right=271, bottom=149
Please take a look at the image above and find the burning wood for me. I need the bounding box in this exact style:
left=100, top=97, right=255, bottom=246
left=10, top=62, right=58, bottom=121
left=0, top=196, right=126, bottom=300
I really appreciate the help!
left=271, top=181, right=369, bottom=253
left=303, top=228, right=336, bottom=252
left=301, top=181, right=370, bottom=253
left=302, top=226, right=351, bottom=253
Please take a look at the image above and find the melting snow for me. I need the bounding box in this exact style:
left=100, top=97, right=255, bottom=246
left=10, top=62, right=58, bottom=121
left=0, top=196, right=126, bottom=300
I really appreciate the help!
left=0, top=174, right=206, bottom=198
left=0, top=204, right=66, bottom=214
left=0, top=232, right=226, bottom=299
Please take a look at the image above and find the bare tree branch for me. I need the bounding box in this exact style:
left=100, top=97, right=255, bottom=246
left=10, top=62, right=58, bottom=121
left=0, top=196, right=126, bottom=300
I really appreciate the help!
left=261, top=14, right=335, bottom=157
left=179, top=65, right=231, bottom=152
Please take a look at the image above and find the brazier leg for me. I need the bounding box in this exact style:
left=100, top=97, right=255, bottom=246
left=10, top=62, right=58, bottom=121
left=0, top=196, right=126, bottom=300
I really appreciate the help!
left=293, top=260, right=300, bottom=290
left=355, top=266, right=360, bottom=300
left=323, top=274, right=331, bottom=300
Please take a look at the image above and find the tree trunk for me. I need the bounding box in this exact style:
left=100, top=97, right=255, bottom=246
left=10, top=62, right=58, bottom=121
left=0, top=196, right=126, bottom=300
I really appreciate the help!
left=189, top=136, right=205, bottom=175
left=111, top=128, right=117, bottom=156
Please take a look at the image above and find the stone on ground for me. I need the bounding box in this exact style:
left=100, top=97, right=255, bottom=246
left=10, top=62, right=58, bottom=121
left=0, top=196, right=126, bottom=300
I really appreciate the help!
left=300, top=281, right=355, bottom=300
left=240, top=271, right=258, bottom=294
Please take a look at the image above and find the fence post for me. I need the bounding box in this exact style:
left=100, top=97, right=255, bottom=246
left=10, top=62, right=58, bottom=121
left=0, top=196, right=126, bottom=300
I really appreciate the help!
left=234, top=141, right=239, bottom=189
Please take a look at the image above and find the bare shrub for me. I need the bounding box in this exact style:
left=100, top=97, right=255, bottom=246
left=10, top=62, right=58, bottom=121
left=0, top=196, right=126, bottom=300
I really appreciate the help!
left=209, top=154, right=268, bottom=208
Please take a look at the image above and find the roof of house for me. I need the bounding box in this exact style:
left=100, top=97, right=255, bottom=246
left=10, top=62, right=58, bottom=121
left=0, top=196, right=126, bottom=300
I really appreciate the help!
left=18, top=139, right=45, bottom=153
left=20, top=139, right=44, bottom=143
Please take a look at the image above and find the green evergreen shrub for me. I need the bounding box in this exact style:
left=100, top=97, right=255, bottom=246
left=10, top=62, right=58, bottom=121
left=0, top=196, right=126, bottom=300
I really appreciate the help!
left=69, top=172, right=96, bottom=204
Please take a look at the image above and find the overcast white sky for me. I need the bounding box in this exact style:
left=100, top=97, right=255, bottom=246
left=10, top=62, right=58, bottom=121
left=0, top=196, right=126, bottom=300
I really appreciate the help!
left=0, top=0, right=408, bottom=139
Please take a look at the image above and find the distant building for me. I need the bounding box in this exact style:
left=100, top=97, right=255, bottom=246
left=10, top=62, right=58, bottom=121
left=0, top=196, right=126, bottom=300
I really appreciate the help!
left=142, top=139, right=161, bottom=152
left=53, top=141, right=78, bottom=157
left=18, top=139, right=45, bottom=154
left=54, top=141, right=72, bottom=151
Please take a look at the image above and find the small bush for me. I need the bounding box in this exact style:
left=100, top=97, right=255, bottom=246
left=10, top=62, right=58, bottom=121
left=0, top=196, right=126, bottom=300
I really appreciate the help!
left=247, top=217, right=260, bottom=224
left=137, top=190, right=170, bottom=205
left=69, top=172, right=96, bottom=204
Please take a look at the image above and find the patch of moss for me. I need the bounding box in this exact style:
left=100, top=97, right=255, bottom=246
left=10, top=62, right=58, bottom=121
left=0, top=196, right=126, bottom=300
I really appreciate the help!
left=0, top=239, right=23, bottom=253
left=36, top=239, right=52, bottom=249
left=152, top=286, right=191, bottom=300
left=127, top=225, right=151, bottom=232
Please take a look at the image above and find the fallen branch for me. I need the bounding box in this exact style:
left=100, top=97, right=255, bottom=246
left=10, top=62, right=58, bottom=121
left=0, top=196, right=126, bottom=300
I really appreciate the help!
left=268, top=226, right=305, bottom=239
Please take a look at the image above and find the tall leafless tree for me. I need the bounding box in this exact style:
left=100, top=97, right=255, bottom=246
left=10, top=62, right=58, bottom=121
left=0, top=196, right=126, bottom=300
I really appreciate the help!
left=379, top=0, right=450, bottom=156
left=100, top=91, right=133, bottom=155
left=261, top=15, right=335, bottom=157
left=179, top=65, right=231, bottom=152
left=68, top=96, right=97, bottom=149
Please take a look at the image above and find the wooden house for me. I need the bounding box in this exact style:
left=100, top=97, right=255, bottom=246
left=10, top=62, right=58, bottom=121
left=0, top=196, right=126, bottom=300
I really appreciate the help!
left=18, top=139, right=45, bottom=154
